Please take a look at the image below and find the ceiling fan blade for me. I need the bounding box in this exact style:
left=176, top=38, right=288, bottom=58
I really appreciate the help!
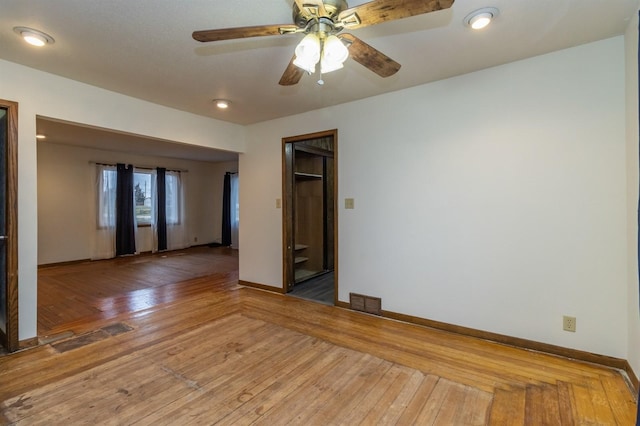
left=193, top=24, right=299, bottom=42
left=279, top=55, right=305, bottom=86
left=338, top=0, right=454, bottom=30
left=340, top=33, right=400, bottom=78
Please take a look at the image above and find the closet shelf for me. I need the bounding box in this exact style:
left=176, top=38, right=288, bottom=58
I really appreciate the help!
left=294, top=244, right=308, bottom=251
left=294, top=172, right=323, bottom=180
left=294, top=256, right=309, bottom=264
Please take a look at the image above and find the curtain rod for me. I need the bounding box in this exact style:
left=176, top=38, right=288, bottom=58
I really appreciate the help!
left=89, top=161, right=188, bottom=173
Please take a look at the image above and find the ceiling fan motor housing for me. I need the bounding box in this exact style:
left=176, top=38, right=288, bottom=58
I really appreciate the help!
left=293, top=0, right=349, bottom=28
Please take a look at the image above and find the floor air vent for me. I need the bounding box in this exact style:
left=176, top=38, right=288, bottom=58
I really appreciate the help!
left=349, top=293, right=382, bottom=316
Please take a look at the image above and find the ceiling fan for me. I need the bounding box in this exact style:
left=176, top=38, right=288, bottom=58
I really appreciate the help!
left=192, top=0, right=455, bottom=85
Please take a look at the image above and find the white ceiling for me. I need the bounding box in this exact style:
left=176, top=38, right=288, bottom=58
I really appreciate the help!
left=1, top=0, right=638, bottom=159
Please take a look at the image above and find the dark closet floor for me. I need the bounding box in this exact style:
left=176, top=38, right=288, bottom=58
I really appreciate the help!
left=289, top=271, right=334, bottom=305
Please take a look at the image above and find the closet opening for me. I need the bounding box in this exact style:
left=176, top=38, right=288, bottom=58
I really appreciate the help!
left=282, top=130, right=337, bottom=305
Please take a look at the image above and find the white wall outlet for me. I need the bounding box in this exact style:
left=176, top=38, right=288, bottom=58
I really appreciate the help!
left=563, top=315, right=576, bottom=332
left=276, top=198, right=282, bottom=209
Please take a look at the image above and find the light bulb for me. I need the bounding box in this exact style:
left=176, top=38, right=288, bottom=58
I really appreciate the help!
left=22, top=32, right=46, bottom=47
left=464, top=8, right=499, bottom=30
left=470, top=13, right=492, bottom=30
left=13, top=27, right=55, bottom=46
left=213, top=99, right=230, bottom=109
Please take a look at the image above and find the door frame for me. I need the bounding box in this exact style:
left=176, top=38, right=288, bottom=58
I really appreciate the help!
left=0, top=99, right=19, bottom=352
left=282, top=129, right=338, bottom=304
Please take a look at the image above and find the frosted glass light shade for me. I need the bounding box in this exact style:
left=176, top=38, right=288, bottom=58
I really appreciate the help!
left=320, top=35, right=348, bottom=74
left=293, top=33, right=321, bottom=74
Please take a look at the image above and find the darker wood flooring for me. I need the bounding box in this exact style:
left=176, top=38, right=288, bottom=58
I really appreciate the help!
left=290, top=271, right=334, bottom=305
left=10, top=247, right=634, bottom=424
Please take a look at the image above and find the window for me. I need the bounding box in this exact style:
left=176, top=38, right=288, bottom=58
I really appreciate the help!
left=133, top=171, right=153, bottom=225
left=96, top=166, right=181, bottom=228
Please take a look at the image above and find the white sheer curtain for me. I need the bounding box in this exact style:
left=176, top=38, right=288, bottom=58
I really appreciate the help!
left=166, top=171, right=189, bottom=250
left=230, top=174, right=239, bottom=250
left=146, top=168, right=158, bottom=253
left=92, top=164, right=117, bottom=259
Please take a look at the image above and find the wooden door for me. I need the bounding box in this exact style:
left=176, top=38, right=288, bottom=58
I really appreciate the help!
left=283, top=142, right=295, bottom=291
left=0, top=99, right=18, bottom=352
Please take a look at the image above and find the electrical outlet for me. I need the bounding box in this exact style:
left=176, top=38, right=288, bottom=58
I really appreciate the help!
left=276, top=198, right=282, bottom=209
left=194, top=237, right=198, bottom=243
left=563, top=315, right=576, bottom=332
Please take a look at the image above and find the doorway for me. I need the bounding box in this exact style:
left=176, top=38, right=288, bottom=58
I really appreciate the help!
left=282, top=130, right=337, bottom=305
left=0, top=99, right=19, bottom=352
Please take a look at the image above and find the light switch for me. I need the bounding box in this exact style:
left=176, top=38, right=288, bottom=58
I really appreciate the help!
left=345, top=198, right=355, bottom=209
left=276, top=198, right=282, bottom=209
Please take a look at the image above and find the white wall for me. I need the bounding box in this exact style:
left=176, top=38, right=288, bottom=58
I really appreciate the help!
left=2, top=33, right=634, bottom=371
left=238, top=138, right=284, bottom=286
left=37, top=142, right=238, bottom=264
left=193, top=160, right=239, bottom=247
left=1, top=59, right=245, bottom=340
left=242, top=37, right=628, bottom=359
left=625, top=7, right=640, bottom=378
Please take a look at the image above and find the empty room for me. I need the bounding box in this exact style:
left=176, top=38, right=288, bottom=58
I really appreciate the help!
left=1, top=0, right=640, bottom=424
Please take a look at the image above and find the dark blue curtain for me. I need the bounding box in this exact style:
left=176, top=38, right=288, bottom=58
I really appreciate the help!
left=115, top=163, right=136, bottom=256
left=221, top=172, right=231, bottom=246
left=157, top=167, right=167, bottom=251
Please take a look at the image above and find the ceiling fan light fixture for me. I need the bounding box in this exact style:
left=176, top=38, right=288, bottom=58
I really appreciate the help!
left=320, top=57, right=344, bottom=74
left=13, top=26, right=55, bottom=46
left=464, top=8, right=499, bottom=30
left=293, top=57, right=316, bottom=74
left=293, top=33, right=321, bottom=74
left=323, top=35, right=348, bottom=63
left=320, top=35, right=348, bottom=74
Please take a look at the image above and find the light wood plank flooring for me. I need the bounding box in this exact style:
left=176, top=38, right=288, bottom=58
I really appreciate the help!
left=37, top=246, right=239, bottom=336
left=0, top=248, right=635, bottom=424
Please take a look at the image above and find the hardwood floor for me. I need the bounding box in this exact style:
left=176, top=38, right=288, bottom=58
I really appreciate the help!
left=37, top=246, right=239, bottom=336
left=0, top=248, right=635, bottom=424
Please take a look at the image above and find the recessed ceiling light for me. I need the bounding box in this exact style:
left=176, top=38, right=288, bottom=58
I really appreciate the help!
left=464, top=8, right=499, bottom=30
left=214, top=99, right=230, bottom=109
left=13, top=26, right=55, bottom=46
